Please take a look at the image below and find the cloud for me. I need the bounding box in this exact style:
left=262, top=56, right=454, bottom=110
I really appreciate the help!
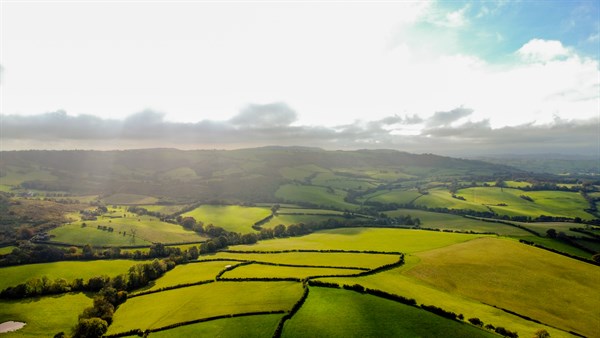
left=1, top=105, right=596, bottom=157
left=229, top=102, right=297, bottom=128
left=517, top=39, right=571, bottom=62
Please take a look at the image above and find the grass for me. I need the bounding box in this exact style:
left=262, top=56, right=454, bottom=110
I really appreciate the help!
left=107, top=281, right=303, bottom=334
left=0, top=166, right=58, bottom=186
left=363, top=189, right=422, bottom=205
left=231, top=228, right=487, bottom=253
left=275, top=184, right=358, bottom=210
left=0, top=293, right=92, bottom=337
left=414, top=188, right=490, bottom=212
left=102, top=193, right=159, bottom=205
left=139, top=204, right=189, bottom=215
left=0, top=260, right=147, bottom=291
left=182, top=205, right=272, bottom=233
left=149, top=314, right=284, bottom=338
left=261, top=214, right=347, bottom=229
left=320, top=255, right=571, bottom=338
left=311, top=172, right=377, bottom=190
left=50, top=213, right=205, bottom=245
left=385, top=209, right=532, bottom=236
left=516, top=236, right=594, bottom=258
left=141, top=261, right=241, bottom=292
left=282, top=287, right=496, bottom=338
left=223, top=264, right=363, bottom=279
left=200, top=251, right=399, bottom=269
left=277, top=208, right=345, bottom=215
left=0, top=246, right=16, bottom=255
left=513, top=221, right=595, bottom=238
left=406, top=237, right=599, bottom=337
left=279, top=165, right=329, bottom=181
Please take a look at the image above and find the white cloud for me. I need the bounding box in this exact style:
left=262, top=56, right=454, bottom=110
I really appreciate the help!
left=517, top=39, right=571, bottom=62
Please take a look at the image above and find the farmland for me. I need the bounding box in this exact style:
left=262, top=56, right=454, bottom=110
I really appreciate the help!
left=182, top=205, right=272, bottom=233
left=275, top=184, right=358, bottom=210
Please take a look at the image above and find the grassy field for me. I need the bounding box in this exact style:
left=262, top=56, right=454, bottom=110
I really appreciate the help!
left=385, top=209, right=532, bottom=236
left=321, top=255, right=572, bottom=338
left=275, top=184, right=358, bottom=210
left=0, top=166, right=58, bottom=187
left=108, top=281, right=303, bottom=334
left=102, top=193, right=159, bottom=205
left=0, top=246, right=16, bottom=255
left=182, top=205, right=271, bottom=233
left=407, top=237, right=599, bottom=337
left=149, top=314, right=284, bottom=338
left=231, top=228, right=487, bottom=253
left=311, top=172, right=377, bottom=190
left=363, top=189, right=422, bottom=205
left=0, top=260, right=147, bottom=291
left=0, top=293, right=92, bottom=337
left=139, top=204, right=189, bottom=215
left=141, top=260, right=241, bottom=292
left=277, top=208, right=345, bottom=215
left=516, top=236, right=594, bottom=258
left=223, top=264, right=363, bottom=279
left=261, top=214, right=347, bottom=229
left=200, top=251, right=399, bottom=269
left=282, top=287, right=495, bottom=338
left=513, top=221, right=594, bottom=238
left=279, top=165, right=329, bottom=180
left=50, top=213, right=205, bottom=245
left=414, top=188, right=490, bottom=212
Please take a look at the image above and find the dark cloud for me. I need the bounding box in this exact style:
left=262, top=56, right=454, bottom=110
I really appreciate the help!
left=426, top=107, right=473, bottom=127
left=229, top=102, right=297, bottom=128
left=1, top=105, right=597, bottom=157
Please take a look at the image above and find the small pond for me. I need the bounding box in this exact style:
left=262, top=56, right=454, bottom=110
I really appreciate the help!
left=0, top=321, right=26, bottom=333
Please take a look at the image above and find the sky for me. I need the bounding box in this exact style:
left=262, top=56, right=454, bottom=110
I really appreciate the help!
left=0, top=0, right=599, bottom=156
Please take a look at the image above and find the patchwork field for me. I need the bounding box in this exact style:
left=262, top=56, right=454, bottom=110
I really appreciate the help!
left=0, top=260, right=147, bottom=291
left=413, top=188, right=490, bottom=212
left=149, top=314, right=284, bottom=338
left=107, top=281, right=304, bottom=334
left=102, top=193, right=159, bottom=205
left=182, top=205, right=271, bottom=233
left=261, top=214, right=348, bottom=229
left=282, top=287, right=496, bottom=338
left=275, top=184, right=358, bottom=210
left=141, top=260, right=241, bottom=292
left=0, top=293, right=92, bottom=337
left=363, top=189, right=423, bottom=205
left=222, top=264, right=363, bottom=279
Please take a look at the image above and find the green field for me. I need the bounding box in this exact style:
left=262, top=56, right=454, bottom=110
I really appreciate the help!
left=385, top=209, right=532, bottom=236
left=223, top=264, right=362, bottom=279
left=407, top=237, right=599, bottom=337
left=275, top=184, right=358, bottom=210
left=0, top=246, right=16, bottom=255
left=279, top=165, right=329, bottom=181
left=200, top=251, right=399, bottom=269
left=141, top=260, right=241, bottom=292
left=363, top=189, right=423, bottom=205
left=50, top=213, right=205, bottom=245
left=414, top=188, right=490, bottom=212
left=282, top=287, right=495, bottom=338
left=139, top=204, right=189, bottom=215
left=516, top=236, right=594, bottom=258
left=108, top=281, right=303, bottom=334
left=102, top=193, right=159, bottom=205
left=0, top=293, right=92, bottom=337
left=231, top=228, right=487, bottom=253
left=513, top=221, right=594, bottom=238
left=277, top=208, right=345, bottom=215
left=0, top=166, right=58, bottom=187
left=261, top=214, right=347, bottom=229
left=0, top=260, right=147, bottom=291
left=182, top=205, right=271, bottom=233
left=311, top=172, right=377, bottom=190
left=149, top=314, right=284, bottom=338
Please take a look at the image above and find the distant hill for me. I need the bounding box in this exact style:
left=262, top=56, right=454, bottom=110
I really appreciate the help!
left=473, top=154, right=599, bottom=175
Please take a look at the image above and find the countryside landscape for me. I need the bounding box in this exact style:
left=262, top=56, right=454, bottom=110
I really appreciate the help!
left=0, top=147, right=598, bottom=338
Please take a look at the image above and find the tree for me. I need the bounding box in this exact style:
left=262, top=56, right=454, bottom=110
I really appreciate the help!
left=468, top=317, right=483, bottom=326
left=73, top=318, right=107, bottom=338
left=181, top=216, right=197, bottom=229
left=82, top=244, right=94, bottom=259
left=546, top=229, right=557, bottom=238
left=533, top=329, right=550, bottom=338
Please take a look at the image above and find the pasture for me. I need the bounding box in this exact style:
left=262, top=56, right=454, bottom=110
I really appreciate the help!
left=275, top=184, right=358, bottom=210
left=0, top=293, right=92, bottom=338
left=407, top=237, right=599, bottom=337
left=0, top=260, right=146, bottom=291
left=182, top=205, right=271, bottom=233
left=107, top=281, right=303, bottom=334
left=139, top=204, right=189, bottom=215
left=362, top=189, right=422, bottom=205
left=413, top=188, right=490, bottom=212
left=102, top=193, right=159, bottom=205
left=311, top=172, right=377, bottom=190
left=222, top=264, right=362, bottom=279
left=142, top=260, right=241, bottom=292
left=282, top=287, right=495, bottom=338
left=0, top=246, right=16, bottom=255
left=279, top=165, right=329, bottom=181
left=150, top=314, right=283, bottom=338
left=200, top=251, right=399, bottom=269
left=261, top=214, right=347, bottom=229
left=231, top=228, right=487, bottom=253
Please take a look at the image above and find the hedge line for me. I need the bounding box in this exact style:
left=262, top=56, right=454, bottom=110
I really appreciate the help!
left=519, top=240, right=599, bottom=266
left=128, top=280, right=215, bottom=298
left=222, top=249, right=402, bottom=255
left=272, top=284, right=310, bottom=338
left=214, top=261, right=254, bottom=279
left=253, top=261, right=369, bottom=271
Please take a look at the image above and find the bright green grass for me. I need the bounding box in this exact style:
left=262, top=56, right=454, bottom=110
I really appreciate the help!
left=275, top=184, right=358, bottom=210
left=282, top=287, right=495, bottom=338
left=385, top=209, right=532, bottom=236
left=149, top=314, right=283, bottom=338
left=0, top=184, right=12, bottom=192
left=141, top=261, right=240, bottom=292
left=362, top=168, right=416, bottom=181
left=231, top=228, right=487, bottom=253
left=139, top=204, right=189, bottom=215
left=407, top=237, right=600, bottom=337
left=516, top=236, right=594, bottom=258
left=321, top=255, right=571, bottom=338
left=484, top=181, right=532, bottom=188
left=0, top=246, right=16, bottom=255
left=200, top=251, right=399, bottom=269
left=364, top=189, right=422, bottom=204
left=311, top=172, right=377, bottom=190
left=0, top=293, right=92, bottom=337
left=50, top=214, right=205, bottom=245
left=414, top=188, right=490, bottom=212
left=277, top=208, right=345, bottom=215
left=102, top=193, right=159, bottom=205
left=107, top=281, right=303, bottom=334
left=0, top=260, right=147, bottom=291
left=182, top=205, right=271, bottom=233
left=261, top=214, right=347, bottom=229
left=514, top=221, right=594, bottom=238
left=223, top=264, right=362, bottom=279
